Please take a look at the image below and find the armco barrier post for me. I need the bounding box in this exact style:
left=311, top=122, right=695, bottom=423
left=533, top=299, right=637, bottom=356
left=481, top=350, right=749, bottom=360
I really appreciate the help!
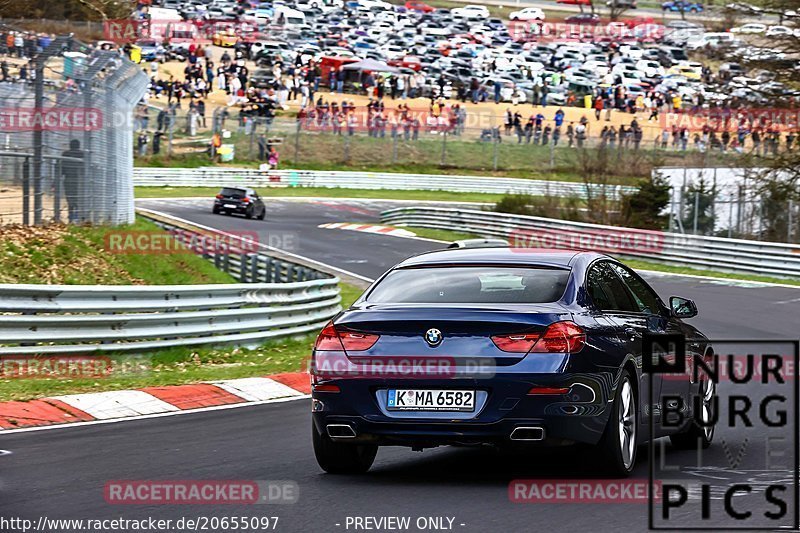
left=441, top=130, right=447, bottom=166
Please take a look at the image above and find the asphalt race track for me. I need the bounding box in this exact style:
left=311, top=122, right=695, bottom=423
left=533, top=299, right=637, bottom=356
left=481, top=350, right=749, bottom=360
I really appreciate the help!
left=1, top=197, right=798, bottom=532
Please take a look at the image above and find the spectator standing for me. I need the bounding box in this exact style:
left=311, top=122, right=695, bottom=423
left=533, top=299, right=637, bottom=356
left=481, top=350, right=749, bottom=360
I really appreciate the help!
left=137, top=132, right=149, bottom=156
left=593, top=96, right=603, bottom=121
left=575, top=122, right=587, bottom=148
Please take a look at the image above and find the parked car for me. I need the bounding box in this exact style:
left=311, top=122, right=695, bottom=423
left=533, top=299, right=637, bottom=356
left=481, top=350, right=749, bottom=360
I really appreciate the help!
left=213, top=187, right=267, bottom=219
left=607, top=0, right=638, bottom=8
left=766, top=25, right=793, bottom=37
left=450, top=4, right=490, bottom=19
left=250, top=68, right=276, bottom=88
left=212, top=28, right=239, bottom=47
left=509, top=7, right=546, bottom=21
left=662, top=0, right=704, bottom=12
left=731, top=23, right=767, bottom=34
left=565, top=13, right=601, bottom=25
left=405, top=0, right=435, bottom=12
left=718, top=62, right=745, bottom=80
left=135, top=39, right=165, bottom=62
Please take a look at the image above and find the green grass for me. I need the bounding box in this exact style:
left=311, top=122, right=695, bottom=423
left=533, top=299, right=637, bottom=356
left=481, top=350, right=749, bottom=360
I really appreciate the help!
left=135, top=186, right=502, bottom=203
left=406, top=226, right=482, bottom=242
left=0, top=220, right=367, bottom=402
left=0, top=282, right=366, bottom=402
left=0, top=217, right=235, bottom=285
left=137, top=132, right=667, bottom=185
left=622, top=259, right=800, bottom=287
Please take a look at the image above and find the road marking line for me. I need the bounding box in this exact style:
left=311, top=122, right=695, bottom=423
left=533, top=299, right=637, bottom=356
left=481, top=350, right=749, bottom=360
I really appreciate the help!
left=318, top=222, right=416, bottom=238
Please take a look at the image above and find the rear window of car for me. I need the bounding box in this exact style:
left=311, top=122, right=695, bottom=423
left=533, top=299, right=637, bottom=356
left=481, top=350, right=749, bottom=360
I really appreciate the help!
left=365, top=266, right=569, bottom=304
left=220, top=188, right=246, bottom=198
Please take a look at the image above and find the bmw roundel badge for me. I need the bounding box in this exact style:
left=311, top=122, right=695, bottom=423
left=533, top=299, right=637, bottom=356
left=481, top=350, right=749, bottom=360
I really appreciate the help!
left=424, top=328, right=443, bottom=347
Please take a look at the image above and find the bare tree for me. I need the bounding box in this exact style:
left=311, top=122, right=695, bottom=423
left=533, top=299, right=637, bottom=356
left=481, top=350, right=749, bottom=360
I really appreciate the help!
left=0, top=0, right=136, bottom=21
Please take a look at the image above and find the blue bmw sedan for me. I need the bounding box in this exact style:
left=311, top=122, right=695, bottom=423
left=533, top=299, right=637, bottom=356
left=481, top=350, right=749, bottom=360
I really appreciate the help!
left=311, top=248, right=715, bottom=477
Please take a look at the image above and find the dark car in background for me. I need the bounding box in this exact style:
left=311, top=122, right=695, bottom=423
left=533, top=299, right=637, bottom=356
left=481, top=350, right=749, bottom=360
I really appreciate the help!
left=250, top=68, right=277, bottom=88
left=213, top=187, right=267, bottom=219
left=607, top=0, right=638, bottom=8
left=311, top=249, right=715, bottom=477
left=662, top=0, right=704, bottom=12
left=565, top=13, right=601, bottom=25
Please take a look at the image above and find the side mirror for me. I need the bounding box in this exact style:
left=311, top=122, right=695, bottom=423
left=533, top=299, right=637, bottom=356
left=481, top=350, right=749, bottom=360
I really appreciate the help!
left=670, top=296, right=697, bottom=318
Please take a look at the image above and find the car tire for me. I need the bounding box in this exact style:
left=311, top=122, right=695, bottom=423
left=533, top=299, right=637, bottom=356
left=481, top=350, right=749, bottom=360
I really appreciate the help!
left=245, top=206, right=253, bottom=219
left=312, top=423, right=378, bottom=474
left=597, top=369, right=638, bottom=477
left=212, top=206, right=220, bottom=214
left=258, top=208, right=266, bottom=220
left=669, top=375, right=715, bottom=450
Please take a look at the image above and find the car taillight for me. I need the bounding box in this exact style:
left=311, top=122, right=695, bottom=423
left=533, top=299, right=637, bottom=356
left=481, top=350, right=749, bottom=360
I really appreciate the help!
left=314, top=322, right=345, bottom=351
left=531, top=321, right=585, bottom=353
left=215, top=194, right=223, bottom=199
left=313, top=321, right=379, bottom=351
left=492, top=321, right=585, bottom=354
left=491, top=333, right=540, bottom=353
left=242, top=197, right=250, bottom=203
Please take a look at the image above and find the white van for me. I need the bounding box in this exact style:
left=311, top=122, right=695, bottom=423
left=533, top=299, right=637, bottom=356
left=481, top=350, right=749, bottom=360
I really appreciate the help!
left=274, top=5, right=307, bottom=27
left=686, top=32, right=735, bottom=50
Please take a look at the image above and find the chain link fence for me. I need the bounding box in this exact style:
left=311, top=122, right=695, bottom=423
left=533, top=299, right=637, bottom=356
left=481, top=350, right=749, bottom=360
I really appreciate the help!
left=658, top=167, right=800, bottom=244
left=0, top=28, right=148, bottom=226
left=135, top=102, right=798, bottom=177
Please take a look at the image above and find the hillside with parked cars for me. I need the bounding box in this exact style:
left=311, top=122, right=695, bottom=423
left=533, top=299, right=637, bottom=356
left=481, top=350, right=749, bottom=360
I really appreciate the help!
left=126, top=0, right=800, bottom=112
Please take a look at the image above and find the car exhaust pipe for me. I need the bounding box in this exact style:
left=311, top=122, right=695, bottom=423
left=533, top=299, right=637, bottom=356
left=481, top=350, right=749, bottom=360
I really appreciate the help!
left=327, top=424, right=357, bottom=439
left=510, top=426, right=545, bottom=441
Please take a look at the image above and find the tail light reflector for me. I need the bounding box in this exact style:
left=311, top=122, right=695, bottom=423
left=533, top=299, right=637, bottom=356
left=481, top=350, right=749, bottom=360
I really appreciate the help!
left=215, top=194, right=223, bottom=199
left=313, top=321, right=379, bottom=352
left=338, top=330, right=380, bottom=351
left=528, top=386, right=570, bottom=395
left=491, top=333, right=540, bottom=353
left=491, top=321, right=585, bottom=354
left=313, top=383, right=340, bottom=393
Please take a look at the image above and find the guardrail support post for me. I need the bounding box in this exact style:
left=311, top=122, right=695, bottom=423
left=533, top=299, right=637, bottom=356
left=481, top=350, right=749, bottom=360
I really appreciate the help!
left=250, top=254, right=259, bottom=283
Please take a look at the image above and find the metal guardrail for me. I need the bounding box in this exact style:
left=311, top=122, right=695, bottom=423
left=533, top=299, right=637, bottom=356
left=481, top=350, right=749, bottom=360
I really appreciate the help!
left=132, top=167, right=637, bottom=200
left=0, top=216, right=342, bottom=355
left=381, top=206, right=800, bottom=279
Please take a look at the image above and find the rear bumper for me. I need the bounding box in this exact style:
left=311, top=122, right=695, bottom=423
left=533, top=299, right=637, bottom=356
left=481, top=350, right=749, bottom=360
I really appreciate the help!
left=214, top=200, right=248, bottom=213
left=311, top=372, right=616, bottom=447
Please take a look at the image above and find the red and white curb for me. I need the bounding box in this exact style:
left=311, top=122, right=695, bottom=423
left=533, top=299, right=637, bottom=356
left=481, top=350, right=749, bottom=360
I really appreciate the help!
left=319, top=222, right=416, bottom=238
left=0, top=373, right=309, bottom=431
